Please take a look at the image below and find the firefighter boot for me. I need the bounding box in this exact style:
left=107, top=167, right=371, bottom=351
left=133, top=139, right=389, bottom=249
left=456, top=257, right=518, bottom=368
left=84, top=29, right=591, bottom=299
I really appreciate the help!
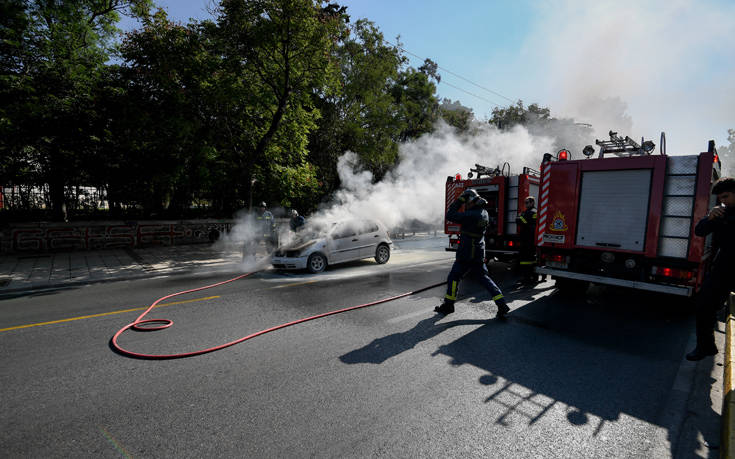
left=434, top=300, right=455, bottom=315
left=686, top=345, right=718, bottom=361
left=686, top=332, right=718, bottom=361
left=495, top=298, right=510, bottom=319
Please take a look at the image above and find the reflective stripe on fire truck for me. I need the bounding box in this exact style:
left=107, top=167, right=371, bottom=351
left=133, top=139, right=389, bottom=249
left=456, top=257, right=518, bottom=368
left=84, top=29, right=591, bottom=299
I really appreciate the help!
left=537, top=162, right=551, bottom=246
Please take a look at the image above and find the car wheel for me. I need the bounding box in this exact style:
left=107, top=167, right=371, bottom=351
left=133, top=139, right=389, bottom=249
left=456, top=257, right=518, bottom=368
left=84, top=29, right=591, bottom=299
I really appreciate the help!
left=307, top=253, right=327, bottom=273
left=375, top=244, right=390, bottom=264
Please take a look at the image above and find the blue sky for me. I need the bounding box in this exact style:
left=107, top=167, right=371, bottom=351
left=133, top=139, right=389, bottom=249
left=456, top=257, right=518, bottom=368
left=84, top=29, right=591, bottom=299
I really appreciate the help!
left=118, top=0, right=735, bottom=154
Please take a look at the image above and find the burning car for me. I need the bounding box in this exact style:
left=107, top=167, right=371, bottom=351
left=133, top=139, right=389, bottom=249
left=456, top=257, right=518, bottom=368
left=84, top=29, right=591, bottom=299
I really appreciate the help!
left=271, top=219, right=393, bottom=273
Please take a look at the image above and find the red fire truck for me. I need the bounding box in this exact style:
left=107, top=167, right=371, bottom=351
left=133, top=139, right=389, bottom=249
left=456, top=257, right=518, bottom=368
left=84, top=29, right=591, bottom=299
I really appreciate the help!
left=535, top=131, right=723, bottom=296
left=445, top=163, right=540, bottom=260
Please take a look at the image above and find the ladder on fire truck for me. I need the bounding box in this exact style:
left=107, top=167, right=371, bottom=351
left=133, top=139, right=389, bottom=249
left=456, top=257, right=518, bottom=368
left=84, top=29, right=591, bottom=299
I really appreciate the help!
left=467, top=163, right=508, bottom=179
left=594, top=131, right=660, bottom=158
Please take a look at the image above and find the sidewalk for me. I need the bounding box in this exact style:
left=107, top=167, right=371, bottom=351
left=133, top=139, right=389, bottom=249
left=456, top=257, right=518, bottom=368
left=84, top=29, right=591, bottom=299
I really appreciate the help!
left=0, top=233, right=444, bottom=295
left=0, top=243, right=244, bottom=295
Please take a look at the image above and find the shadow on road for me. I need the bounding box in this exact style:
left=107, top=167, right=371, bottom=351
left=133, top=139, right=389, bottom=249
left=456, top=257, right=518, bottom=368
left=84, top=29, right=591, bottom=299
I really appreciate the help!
left=340, top=280, right=711, bottom=457
left=340, top=315, right=491, bottom=365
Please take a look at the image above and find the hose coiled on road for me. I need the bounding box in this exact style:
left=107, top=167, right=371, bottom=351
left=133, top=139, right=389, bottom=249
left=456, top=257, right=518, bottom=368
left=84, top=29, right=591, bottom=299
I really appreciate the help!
left=111, top=272, right=444, bottom=360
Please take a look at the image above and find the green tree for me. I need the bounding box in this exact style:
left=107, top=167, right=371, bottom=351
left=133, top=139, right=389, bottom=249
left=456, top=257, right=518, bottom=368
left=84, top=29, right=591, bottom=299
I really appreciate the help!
left=439, top=98, right=474, bottom=133
left=307, top=18, right=407, bottom=195
left=490, top=100, right=550, bottom=130
left=212, top=0, right=342, bottom=211
left=0, top=0, right=151, bottom=220
left=392, top=63, right=440, bottom=143
left=116, top=9, right=218, bottom=216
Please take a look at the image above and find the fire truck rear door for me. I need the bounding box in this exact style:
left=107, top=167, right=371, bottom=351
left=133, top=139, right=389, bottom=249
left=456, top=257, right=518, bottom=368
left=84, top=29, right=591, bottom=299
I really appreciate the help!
left=575, top=169, right=651, bottom=252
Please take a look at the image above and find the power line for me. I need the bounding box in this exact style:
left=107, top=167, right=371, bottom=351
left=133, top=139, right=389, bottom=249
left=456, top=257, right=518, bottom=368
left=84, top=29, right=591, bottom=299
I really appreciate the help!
left=382, top=38, right=517, bottom=106
left=438, top=80, right=503, bottom=108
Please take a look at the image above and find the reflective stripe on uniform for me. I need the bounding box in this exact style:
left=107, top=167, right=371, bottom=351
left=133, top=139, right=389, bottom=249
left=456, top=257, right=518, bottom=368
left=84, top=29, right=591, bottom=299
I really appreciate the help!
left=519, top=216, right=527, bottom=224
left=445, top=281, right=459, bottom=300
left=519, top=261, right=537, bottom=265
left=492, top=294, right=504, bottom=301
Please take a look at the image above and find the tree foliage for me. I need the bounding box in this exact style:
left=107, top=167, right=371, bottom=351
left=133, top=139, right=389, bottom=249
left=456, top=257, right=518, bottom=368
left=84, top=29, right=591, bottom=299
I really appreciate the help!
left=489, top=100, right=550, bottom=130
left=1, top=0, right=447, bottom=220
left=0, top=0, right=152, bottom=220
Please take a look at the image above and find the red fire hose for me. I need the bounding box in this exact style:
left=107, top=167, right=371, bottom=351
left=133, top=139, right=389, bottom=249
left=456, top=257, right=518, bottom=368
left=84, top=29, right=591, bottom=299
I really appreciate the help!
left=111, top=272, right=444, bottom=360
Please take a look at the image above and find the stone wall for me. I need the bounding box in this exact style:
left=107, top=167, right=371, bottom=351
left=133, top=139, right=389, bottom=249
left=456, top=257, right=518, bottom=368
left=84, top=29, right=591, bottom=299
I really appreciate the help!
left=0, top=220, right=236, bottom=254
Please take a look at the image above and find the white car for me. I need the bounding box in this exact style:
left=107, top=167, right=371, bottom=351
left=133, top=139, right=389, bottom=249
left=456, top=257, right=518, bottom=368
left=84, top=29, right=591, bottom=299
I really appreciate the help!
left=271, top=219, right=393, bottom=273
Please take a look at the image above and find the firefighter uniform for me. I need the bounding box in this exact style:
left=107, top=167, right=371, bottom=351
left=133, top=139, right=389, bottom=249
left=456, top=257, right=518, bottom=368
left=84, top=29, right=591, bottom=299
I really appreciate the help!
left=244, top=202, right=277, bottom=258
left=688, top=204, right=735, bottom=360
left=436, top=190, right=509, bottom=318
left=516, top=204, right=538, bottom=283
left=256, top=209, right=276, bottom=250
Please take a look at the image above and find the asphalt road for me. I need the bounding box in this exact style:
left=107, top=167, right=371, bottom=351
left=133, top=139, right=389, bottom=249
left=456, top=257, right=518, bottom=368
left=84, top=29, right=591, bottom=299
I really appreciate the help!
left=0, top=240, right=714, bottom=458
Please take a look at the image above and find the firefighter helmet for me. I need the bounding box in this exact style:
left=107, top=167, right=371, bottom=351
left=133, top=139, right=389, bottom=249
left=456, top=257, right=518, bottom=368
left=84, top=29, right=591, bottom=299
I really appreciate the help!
left=461, top=188, right=482, bottom=203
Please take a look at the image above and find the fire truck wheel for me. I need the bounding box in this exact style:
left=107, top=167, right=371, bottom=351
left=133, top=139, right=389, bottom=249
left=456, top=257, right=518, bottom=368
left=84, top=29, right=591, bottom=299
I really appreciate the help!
left=307, top=253, right=327, bottom=273
left=554, top=277, right=589, bottom=296
left=375, top=243, right=391, bottom=264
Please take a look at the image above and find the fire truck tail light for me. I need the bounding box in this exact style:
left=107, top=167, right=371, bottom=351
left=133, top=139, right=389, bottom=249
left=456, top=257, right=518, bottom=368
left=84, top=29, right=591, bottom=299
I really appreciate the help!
left=542, top=253, right=569, bottom=268
left=652, top=266, right=694, bottom=280
left=507, top=240, right=514, bottom=247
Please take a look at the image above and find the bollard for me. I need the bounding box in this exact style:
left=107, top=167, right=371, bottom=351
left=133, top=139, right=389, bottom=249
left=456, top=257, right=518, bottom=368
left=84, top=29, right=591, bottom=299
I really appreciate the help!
left=723, top=292, right=735, bottom=458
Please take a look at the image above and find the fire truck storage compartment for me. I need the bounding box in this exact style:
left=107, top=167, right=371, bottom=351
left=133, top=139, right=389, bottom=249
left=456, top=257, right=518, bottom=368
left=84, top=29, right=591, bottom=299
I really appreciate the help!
left=658, top=155, right=699, bottom=258
left=575, top=169, right=652, bottom=252
left=504, top=176, right=518, bottom=234
left=529, top=182, right=539, bottom=206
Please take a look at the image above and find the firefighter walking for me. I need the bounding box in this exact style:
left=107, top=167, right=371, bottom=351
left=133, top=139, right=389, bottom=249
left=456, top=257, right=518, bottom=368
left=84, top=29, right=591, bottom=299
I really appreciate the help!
left=516, top=196, right=544, bottom=284
left=435, top=188, right=510, bottom=318
left=687, top=177, right=735, bottom=361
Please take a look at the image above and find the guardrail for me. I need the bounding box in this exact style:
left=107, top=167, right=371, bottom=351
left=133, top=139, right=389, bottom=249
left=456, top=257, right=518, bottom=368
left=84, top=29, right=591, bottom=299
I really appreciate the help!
left=723, top=292, right=735, bottom=458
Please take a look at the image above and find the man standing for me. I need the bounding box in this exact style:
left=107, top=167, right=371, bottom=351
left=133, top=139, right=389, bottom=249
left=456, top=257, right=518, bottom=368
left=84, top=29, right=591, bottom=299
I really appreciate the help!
left=255, top=202, right=277, bottom=252
left=686, top=177, right=735, bottom=361
left=435, top=188, right=510, bottom=318
left=244, top=201, right=277, bottom=259
left=516, top=196, right=544, bottom=284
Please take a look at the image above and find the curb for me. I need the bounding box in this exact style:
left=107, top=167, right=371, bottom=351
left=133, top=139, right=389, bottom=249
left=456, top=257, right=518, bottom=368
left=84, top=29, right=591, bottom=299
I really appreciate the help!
left=723, top=292, right=735, bottom=459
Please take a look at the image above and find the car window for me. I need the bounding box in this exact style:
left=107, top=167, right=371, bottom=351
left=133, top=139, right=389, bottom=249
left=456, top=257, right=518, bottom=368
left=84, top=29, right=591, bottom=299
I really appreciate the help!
left=358, top=222, right=379, bottom=234
left=332, top=223, right=357, bottom=239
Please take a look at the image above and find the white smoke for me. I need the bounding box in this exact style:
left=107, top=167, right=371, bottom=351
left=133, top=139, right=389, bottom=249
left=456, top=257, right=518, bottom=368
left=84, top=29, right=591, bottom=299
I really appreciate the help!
left=310, top=121, right=556, bottom=230
left=520, top=0, right=735, bottom=154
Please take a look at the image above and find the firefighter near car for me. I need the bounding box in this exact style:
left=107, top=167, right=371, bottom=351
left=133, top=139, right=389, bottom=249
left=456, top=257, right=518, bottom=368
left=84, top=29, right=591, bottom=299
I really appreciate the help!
left=244, top=201, right=277, bottom=259
left=535, top=131, right=724, bottom=299
left=435, top=188, right=510, bottom=318
left=686, top=177, right=735, bottom=361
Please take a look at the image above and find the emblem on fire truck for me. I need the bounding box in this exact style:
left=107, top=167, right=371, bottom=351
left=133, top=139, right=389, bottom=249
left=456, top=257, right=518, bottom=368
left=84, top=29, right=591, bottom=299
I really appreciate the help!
left=549, top=210, right=568, bottom=232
